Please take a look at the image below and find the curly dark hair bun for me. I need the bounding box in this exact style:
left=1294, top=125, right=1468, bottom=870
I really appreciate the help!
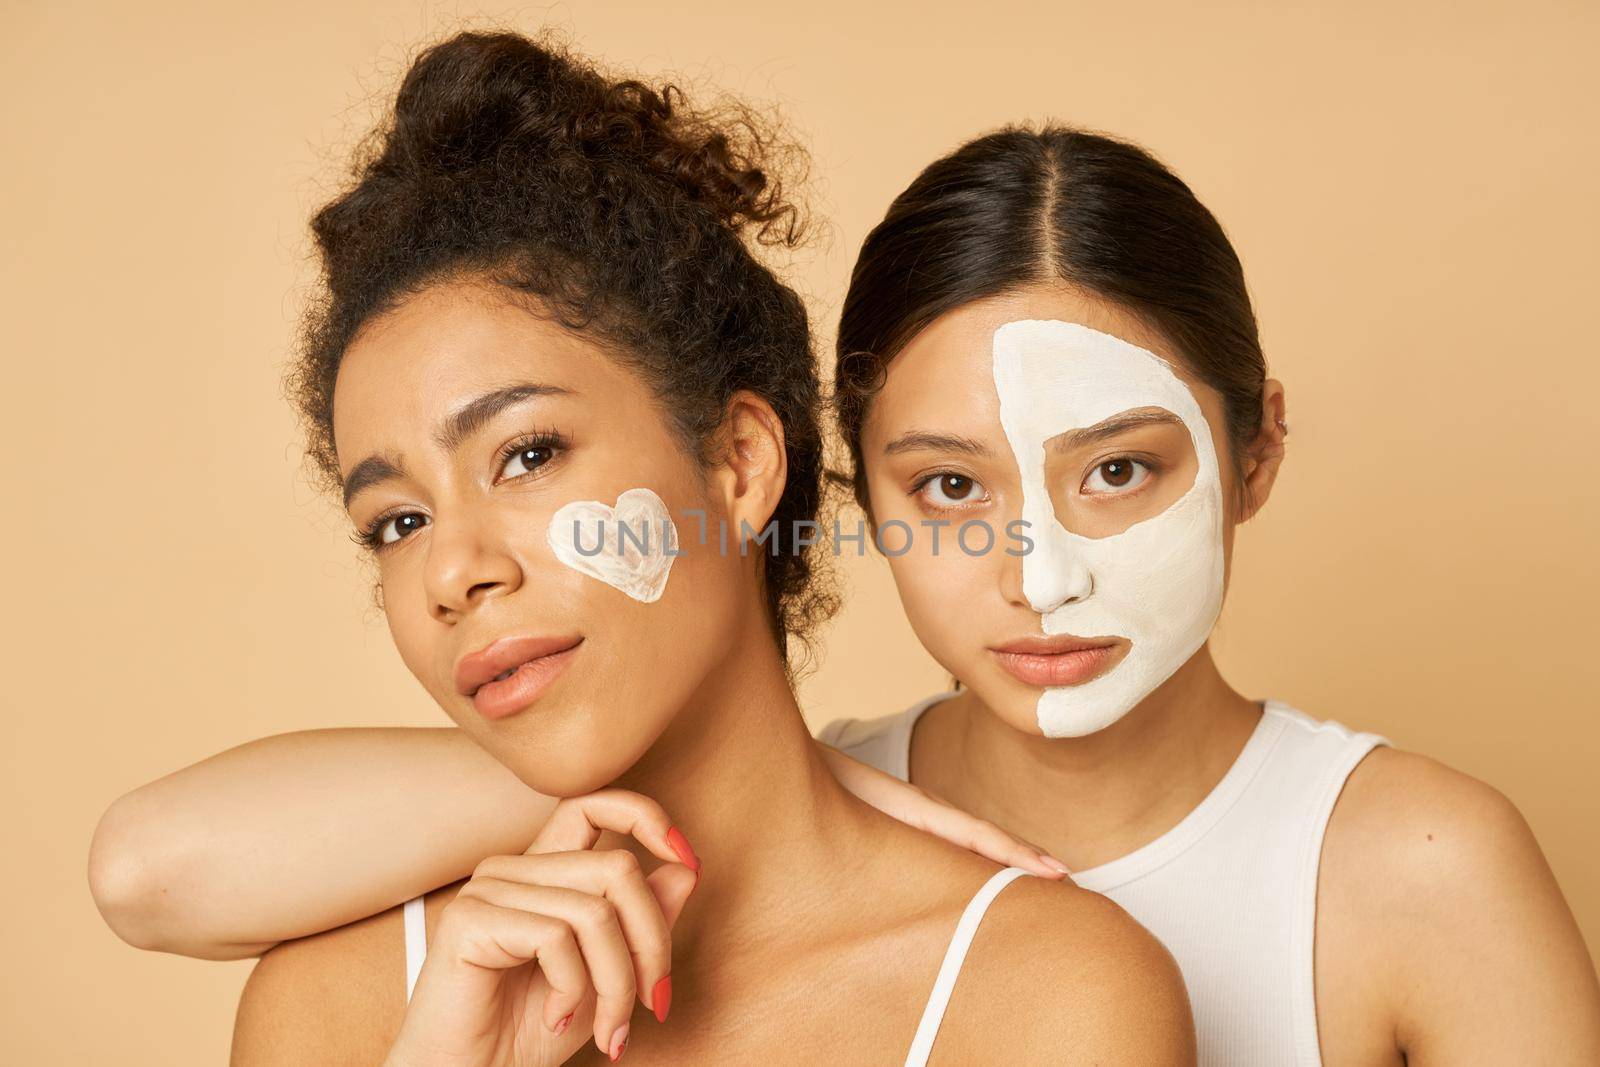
left=289, top=29, right=831, bottom=657
left=386, top=31, right=800, bottom=239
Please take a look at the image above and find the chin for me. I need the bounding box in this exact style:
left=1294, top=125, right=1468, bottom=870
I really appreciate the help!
left=523, top=767, right=618, bottom=799
left=503, top=721, right=661, bottom=798
left=505, top=747, right=625, bottom=798
left=995, top=700, right=1052, bottom=738
left=964, top=675, right=1054, bottom=737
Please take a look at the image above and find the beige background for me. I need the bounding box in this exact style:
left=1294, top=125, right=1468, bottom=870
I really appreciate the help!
left=4, top=0, right=1597, bottom=1061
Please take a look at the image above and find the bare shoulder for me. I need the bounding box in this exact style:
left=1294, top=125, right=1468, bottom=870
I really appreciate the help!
left=1321, top=746, right=1600, bottom=1058
left=1325, top=745, right=1552, bottom=906
left=936, top=874, right=1195, bottom=1065
left=230, top=881, right=467, bottom=1066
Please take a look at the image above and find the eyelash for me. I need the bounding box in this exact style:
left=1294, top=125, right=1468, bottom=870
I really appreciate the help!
left=350, top=429, right=568, bottom=553
left=1081, top=455, right=1162, bottom=496
left=910, top=470, right=989, bottom=511
left=907, top=454, right=1163, bottom=511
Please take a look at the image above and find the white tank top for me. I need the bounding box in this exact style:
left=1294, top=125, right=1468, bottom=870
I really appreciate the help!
left=403, top=864, right=1034, bottom=1066
left=817, top=693, right=1388, bottom=1067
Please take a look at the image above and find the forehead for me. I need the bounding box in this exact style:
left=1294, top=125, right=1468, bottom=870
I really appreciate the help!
left=866, top=285, right=1205, bottom=442
left=994, top=319, right=1201, bottom=432
left=331, top=280, right=637, bottom=470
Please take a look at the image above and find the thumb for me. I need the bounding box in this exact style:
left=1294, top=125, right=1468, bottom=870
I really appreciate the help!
left=645, top=862, right=698, bottom=929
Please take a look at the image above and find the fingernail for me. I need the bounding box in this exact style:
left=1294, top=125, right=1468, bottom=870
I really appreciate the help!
left=666, top=826, right=700, bottom=873
left=652, top=974, right=672, bottom=1023
left=551, top=1012, right=572, bottom=1035
left=1039, top=854, right=1071, bottom=876
left=608, top=1024, right=630, bottom=1061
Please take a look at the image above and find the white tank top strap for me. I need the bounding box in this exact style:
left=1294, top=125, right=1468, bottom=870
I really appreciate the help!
left=401, top=868, right=1032, bottom=1055
left=903, top=865, right=1034, bottom=1067
left=403, top=894, right=427, bottom=1002
left=402, top=700, right=963, bottom=1026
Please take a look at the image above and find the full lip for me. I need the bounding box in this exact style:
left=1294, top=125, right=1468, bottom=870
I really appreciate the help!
left=454, top=632, right=585, bottom=698
left=989, top=633, right=1130, bottom=688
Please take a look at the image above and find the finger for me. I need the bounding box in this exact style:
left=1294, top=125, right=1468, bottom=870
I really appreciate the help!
left=939, top=811, right=1072, bottom=880
left=825, top=745, right=1071, bottom=880
left=530, top=790, right=699, bottom=875
left=458, top=878, right=637, bottom=1054
left=469, top=851, right=674, bottom=1017
left=428, top=895, right=590, bottom=1032
left=638, top=864, right=698, bottom=1026
left=645, top=862, right=699, bottom=930
left=1008, top=835, right=1073, bottom=879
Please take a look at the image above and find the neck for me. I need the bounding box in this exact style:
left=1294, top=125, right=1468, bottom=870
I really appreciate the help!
left=612, top=618, right=868, bottom=963
left=921, top=646, right=1262, bottom=871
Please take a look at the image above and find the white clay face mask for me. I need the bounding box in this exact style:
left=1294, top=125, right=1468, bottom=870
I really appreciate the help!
left=993, top=320, right=1226, bottom=737
left=547, top=488, right=679, bottom=603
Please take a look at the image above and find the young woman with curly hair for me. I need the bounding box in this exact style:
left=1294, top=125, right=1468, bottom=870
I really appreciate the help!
left=145, top=28, right=1194, bottom=1067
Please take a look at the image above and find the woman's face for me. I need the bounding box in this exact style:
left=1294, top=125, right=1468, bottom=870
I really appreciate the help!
left=333, top=279, right=747, bottom=795
left=860, top=284, right=1244, bottom=738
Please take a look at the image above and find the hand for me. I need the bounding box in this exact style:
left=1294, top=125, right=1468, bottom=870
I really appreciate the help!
left=384, top=789, right=701, bottom=1067
left=818, top=742, right=1071, bottom=880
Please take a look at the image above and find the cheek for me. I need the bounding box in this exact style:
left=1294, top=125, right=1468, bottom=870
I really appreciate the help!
left=381, top=577, right=442, bottom=697
left=883, top=549, right=1049, bottom=736
left=641, top=538, right=740, bottom=656
left=492, top=546, right=741, bottom=795
left=590, top=507, right=746, bottom=695
left=884, top=543, right=997, bottom=668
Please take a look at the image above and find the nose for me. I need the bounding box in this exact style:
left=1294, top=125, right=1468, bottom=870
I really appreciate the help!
left=1020, top=520, right=1093, bottom=614
left=423, top=514, right=522, bottom=622
left=998, top=529, right=1030, bottom=608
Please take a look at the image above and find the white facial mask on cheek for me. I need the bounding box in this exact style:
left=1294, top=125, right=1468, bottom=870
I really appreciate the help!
left=546, top=488, right=679, bottom=603
left=993, top=320, right=1226, bottom=738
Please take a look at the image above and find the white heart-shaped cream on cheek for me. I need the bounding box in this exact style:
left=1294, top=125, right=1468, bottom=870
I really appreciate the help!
left=546, top=488, right=680, bottom=603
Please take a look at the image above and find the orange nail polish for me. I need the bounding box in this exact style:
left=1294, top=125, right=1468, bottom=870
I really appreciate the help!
left=665, top=826, right=700, bottom=873
left=652, top=974, right=672, bottom=1023
left=552, top=1012, right=572, bottom=1035
left=608, top=1024, right=630, bottom=1061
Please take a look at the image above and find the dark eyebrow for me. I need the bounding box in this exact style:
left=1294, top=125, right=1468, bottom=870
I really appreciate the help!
left=882, top=431, right=994, bottom=458
left=1046, top=409, right=1184, bottom=452
left=341, top=382, right=572, bottom=508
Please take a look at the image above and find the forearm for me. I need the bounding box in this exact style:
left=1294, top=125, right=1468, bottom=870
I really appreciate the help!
left=89, top=727, right=555, bottom=959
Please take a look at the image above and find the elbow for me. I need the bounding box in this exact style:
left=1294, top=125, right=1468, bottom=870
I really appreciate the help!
left=87, top=790, right=184, bottom=952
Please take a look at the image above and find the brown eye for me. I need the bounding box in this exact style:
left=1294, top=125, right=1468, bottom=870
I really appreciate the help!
left=1084, top=458, right=1151, bottom=495
left=919, top=472, right=987, bottom=507
left=501, top=444, right=555, bottom=479
left=360, top=511, right=429, bottom=550
left=940, top=475, right=975, bottom=499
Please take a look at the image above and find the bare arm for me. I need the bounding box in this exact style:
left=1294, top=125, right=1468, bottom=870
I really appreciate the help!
left=89, top=727, right=557, bottom=959
left=1325, top=748, right=1600, bottom=1065
left=90, top=725, right=1063, bottom=961
left=230, top=898, right=411, bottom=1065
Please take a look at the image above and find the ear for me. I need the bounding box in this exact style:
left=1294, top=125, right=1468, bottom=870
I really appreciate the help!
left=710, top=390, right=788, bottom=546
left=1237, top=377, right=1288, bottom=524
